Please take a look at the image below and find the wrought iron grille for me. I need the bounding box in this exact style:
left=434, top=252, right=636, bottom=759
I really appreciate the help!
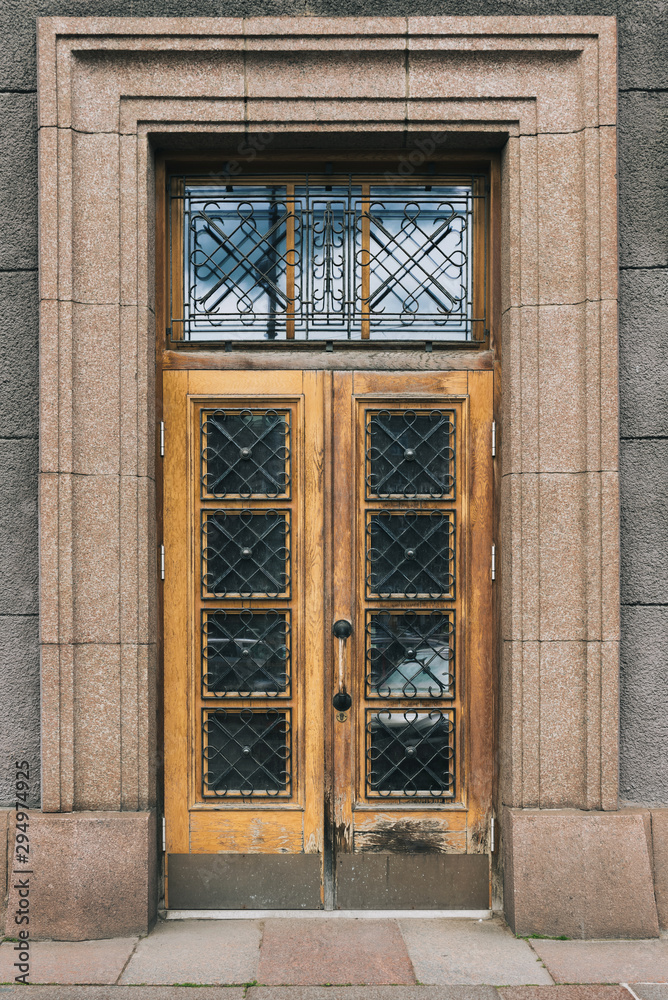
left=169, top=177, right=486, bottom=342
left=366, top=510, right=455, bottom=599
left=202, top=509, right=290, bottom=598
left=201, top=408, right=291, bottom=499
left=202, top=708, right=291, bottom=798
left=366, top=610, right=454, bottom=699
left=202, top=610, right=291, bottom=698
left=366, top=710, right=455, bottom=798
left=366, top=408, right=455, bottom=499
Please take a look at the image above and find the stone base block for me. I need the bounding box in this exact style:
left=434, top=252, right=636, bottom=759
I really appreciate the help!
left=503, top=807, right=659, bottom=939
left=4, top=810, right=157, bottom=940
left=650, top=808, right=668, bottom=930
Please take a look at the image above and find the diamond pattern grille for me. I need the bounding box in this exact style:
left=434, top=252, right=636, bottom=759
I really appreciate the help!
left=366, top=710, right=455, bottom=798
left=202, top=610, right=290, bottom=698
left=366, top=409, right=455, bottom=499
left=366, top=510, right=455, bottom=599
left=202, top=509, right=290, bottom=598
left=202, top=708, right=292, bottom=798
left=201, top=408, right=290, bottom=499
left=366, top=611, right=454, bottom=699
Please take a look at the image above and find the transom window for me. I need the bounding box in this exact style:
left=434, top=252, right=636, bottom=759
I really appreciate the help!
left=168, top=174, right=487, bottom=345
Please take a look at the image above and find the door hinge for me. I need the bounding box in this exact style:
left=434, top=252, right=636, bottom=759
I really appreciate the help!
left=160, top=544, right=165, bottom=581
left=490, top=816, right=496, bottom=853
left=160, top=420, right=165, bottom=458
left=491, top=420, right=496, bottom=458
left=491, top=544, right=496, bottom=581
left=162, top=816, right=166, bottom=853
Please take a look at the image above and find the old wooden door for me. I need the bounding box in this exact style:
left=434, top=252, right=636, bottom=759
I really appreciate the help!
left=163, top=368, right=493, bottom=909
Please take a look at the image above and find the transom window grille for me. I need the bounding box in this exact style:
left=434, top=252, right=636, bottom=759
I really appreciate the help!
left=169, top=175, right=487, bottom=343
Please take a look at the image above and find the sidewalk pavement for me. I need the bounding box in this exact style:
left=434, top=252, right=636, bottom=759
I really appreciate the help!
left=1, top=915, right=667, bottom=998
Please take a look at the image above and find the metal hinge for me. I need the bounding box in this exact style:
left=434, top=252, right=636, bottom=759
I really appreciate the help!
left=160, top=421, right=165, bottom=458
left=491, top=420, right=496, bottom=458
left=490, top=816, right=495, bottom=853
left=162, top=816, right=166, bottom=853
left=491, top=544, right=496, bottom=581
left=160, top=544, right=165, bottom=581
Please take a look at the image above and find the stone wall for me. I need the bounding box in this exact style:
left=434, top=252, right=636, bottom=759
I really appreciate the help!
left=0, top=0, right=665, bottom=810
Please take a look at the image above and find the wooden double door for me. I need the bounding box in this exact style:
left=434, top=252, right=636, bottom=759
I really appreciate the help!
left=163, top=369, right=494, bottom=910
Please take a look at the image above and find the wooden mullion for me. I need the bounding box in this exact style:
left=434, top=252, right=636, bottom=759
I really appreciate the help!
left=170, top=176, right=185, bottom=344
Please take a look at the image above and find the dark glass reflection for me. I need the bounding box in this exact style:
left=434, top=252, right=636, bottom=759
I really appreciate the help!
left=366, top=710, right=454, bottom=797
left=203, top=409, right=290, bottom=498
left=366, top=510, right=455, bottom=598
left=367, top=611, right=454, bottom=698
left=203, top=709, right=290, bottom=797
left=203, top=510, right=289, bottom=597
left=203, top=610, right=290, bottom=697
left=367, top=409, right=455, bottom=498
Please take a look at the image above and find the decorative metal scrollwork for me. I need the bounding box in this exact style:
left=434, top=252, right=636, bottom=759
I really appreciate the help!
left=202, top=610, right=290, bottom=699
left=366, top=710, right=455, bottom=798
left=171, top=179, right=485, bottom=341
left=366, top=408, right=455, bottom=499
left=201, top=408, right=290, bottom=499
left=366, top=610, right=454, bottom=699
left=202, top=708, right=292, bottom=798
left=366, top=510, right=455, bottom=599
left=202, top=509, right=290, bottom=598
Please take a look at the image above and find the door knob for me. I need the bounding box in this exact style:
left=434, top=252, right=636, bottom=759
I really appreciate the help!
left=333, top=690, right=352, bottom=712
left=333, top=619, right=352, bottom=639
left=333, top=619, right=353, bottom=713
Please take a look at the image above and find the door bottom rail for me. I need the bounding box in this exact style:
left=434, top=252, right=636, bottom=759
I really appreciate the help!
left=162, top=908, right=493, bottom=919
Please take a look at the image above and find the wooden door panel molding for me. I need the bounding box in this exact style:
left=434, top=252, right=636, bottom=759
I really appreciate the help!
left=163, top=368, right=494, bottom=907
left=163, top=370, right=326, bottom=867
left=330, top=369, right=494, bottom=872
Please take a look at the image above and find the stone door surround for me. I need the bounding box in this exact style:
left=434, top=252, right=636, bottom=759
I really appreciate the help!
left=32, top=16, right=632, bottom=939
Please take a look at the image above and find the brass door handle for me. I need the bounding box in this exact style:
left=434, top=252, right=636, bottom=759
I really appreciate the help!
left=332, top=619, right=352, bottom=712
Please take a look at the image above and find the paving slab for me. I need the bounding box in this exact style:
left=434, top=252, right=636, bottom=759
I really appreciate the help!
left=0, top=938, right=137, bottom=985
left=119, top=919, right=261, bottom=985
left=257, top=918, right=415, bottom=985
left=399, top=918, right=553, bottom=986
left=531, top=940, right=668, bottom=984
left=632, top=988, right=668, bottom=999
left=248, top=989, right=498, bottom=1000
left=498, top=988, right=632, bottom=999
left=0, top=990, right=244, bottom=999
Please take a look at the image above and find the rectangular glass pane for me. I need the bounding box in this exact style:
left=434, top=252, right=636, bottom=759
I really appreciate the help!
left=201, top=408, right=291, bottom=499
left=185, top=185, right=290, bottom=340
left=365, top=510, right=455, bottom=599
left=202, top=510, right=290, bottom=598
left=366, top=408, right=455, bottom=499
left=366, top=611, right=454, bottom=699
left=366, top=710, right=455, bottom=798
left=203, top=709, right=291, bottom=798
left=365, top=186, right=472, bottom=339
left=202, top=610, right=290, bottom=698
